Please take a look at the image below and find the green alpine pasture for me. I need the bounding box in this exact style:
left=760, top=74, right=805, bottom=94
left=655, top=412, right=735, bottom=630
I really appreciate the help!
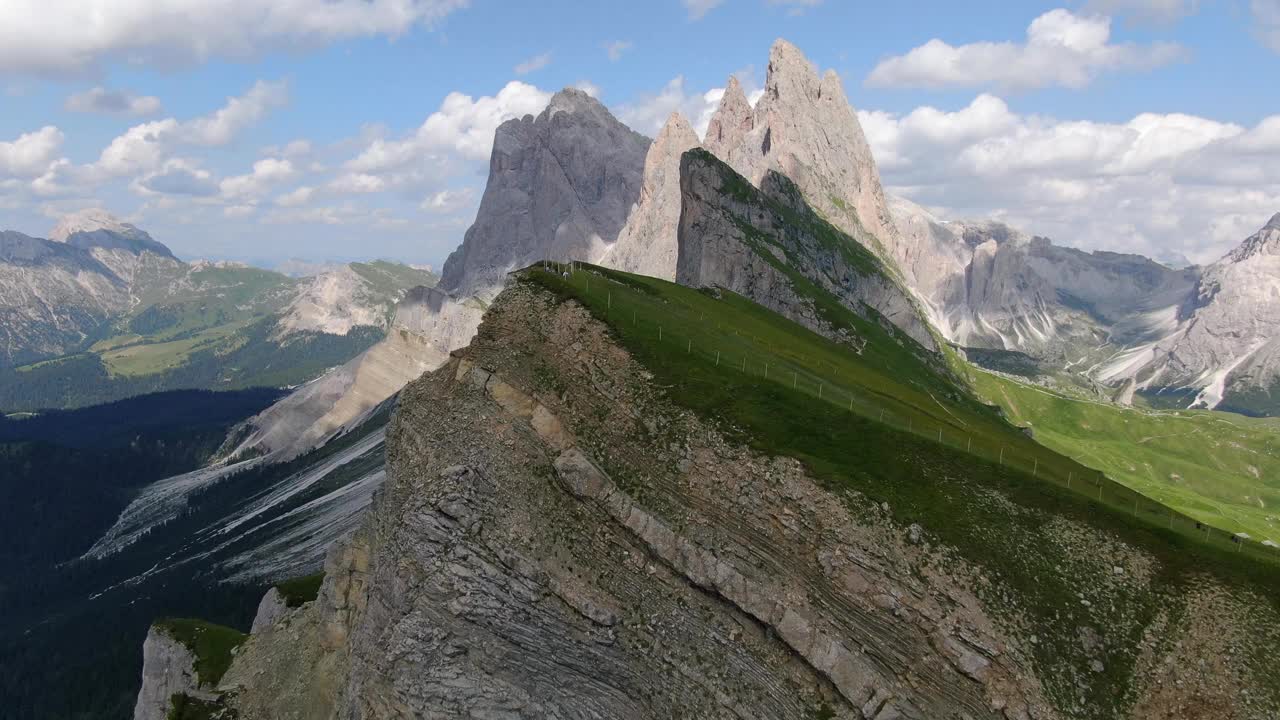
left=971, top=367, right=1280, bottom=547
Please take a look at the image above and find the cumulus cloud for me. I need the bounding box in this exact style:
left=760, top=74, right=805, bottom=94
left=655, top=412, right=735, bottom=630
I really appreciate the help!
left=616, top=73, right=762, bottom=138
left=328, top=172, right=387, bottom=194
left=0, top=126, right=65, bottom=178
left=866, top=9, right=1185, bottom=90
left=275, top=186, right=315, bottom=207
left=220, top=157, right=296, bottom=200
left=344, top=80, right=550, bottom=189
left=604, top=40, right=633, bottom=61
left=1254, top=0, right=1280, bottom=52
left=65, top=87, right=163, bottom=116
left=95, top=80, right=287, bottom=177
left=514, top=52, right=552, bottom=75
left=421, top=187, right=475, bottom=213
left=683, top=0, right=724, bottom=20
left=138, top=160, right=219, bottom=196
left=860, top=95, right=1280, bottom=262
left=0, top=0, right=469, bottom=76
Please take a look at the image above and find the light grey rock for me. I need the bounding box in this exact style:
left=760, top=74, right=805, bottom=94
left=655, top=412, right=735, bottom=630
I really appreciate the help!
left=675, top=148, right=937, bottom=351
left=132, top=625, right=212, bottom=720
left=702, top=75, right=753, bottom=159
left=251, top=587, right=290, bottom=634
left=602, top=111, right=700, bottom=281
left=709, top=40, right=902, bottom=272
left=439, top=88, right=650, bottom=299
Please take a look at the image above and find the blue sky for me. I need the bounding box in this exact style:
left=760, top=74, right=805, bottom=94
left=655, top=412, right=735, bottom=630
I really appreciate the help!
left=1, top=0, right=1278, bottom=267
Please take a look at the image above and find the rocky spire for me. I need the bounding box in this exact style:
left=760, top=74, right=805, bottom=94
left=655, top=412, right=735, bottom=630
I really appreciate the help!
left=603, top=112, right=700, bottom=280
left=439, top=88, right=650, bottom=298
left=702, top=76, right=752, bottom=159
left=712, top=40, right=904, bottom=273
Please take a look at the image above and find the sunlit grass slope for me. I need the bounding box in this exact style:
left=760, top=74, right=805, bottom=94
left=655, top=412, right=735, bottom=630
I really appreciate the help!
left=970, top=367, right=1280, bottom=546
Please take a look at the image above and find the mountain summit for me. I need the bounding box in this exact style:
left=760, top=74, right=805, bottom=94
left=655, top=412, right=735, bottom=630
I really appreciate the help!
left=708, top=40, right=901, bottom=263
left=438, top=87, right=650, bottom=298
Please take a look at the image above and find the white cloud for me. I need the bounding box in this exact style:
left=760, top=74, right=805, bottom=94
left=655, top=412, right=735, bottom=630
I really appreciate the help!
left=572, top=80, right=601, bottom=98
left=328, top=172, right=387, bottom=193
left=683, top=0, right=724, bottom=20
left=65, top=87, right=163, bottom=116
left=1085, top=0, right=1198, bottom=25
left=421, top=187, right=475, bottom=213
left=137, top=159, right=219, bottom=197
left=514, top=52, right=552, bottom=75
left=0, top=0, right=469, bottom=76
left=1254, top=0, right=1280, bottom=52
left=275, top=186, right=315, bottom=207
left=605, top=40, right=633, bottom=61
left=95, top=80, right=287, bottom=177
left=860, top=95, right=1280, bottom=263
left=0, top=126, right=64, bottom=178
left=345, top=80, right=550, bottom=185
left=185, top=80, right=289, bottom=145
left=220, top=157, right=296, bottom=200
left=866, top=9, right=1185, bottom=90
left=617, top=73, right=761, bottom=138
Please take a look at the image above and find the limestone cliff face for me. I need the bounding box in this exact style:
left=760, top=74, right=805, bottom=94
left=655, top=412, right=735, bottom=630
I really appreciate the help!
left=131, top=626, right=212, bottom=720
left=210, top=278, right=1280, bottom=719
left=602, top=111, right=700, bottom=281
left=439, top=88, right=650, bottom=299
left=708, top=40, right=902, bottom=275
left=675, top=148, right=937, bottom=351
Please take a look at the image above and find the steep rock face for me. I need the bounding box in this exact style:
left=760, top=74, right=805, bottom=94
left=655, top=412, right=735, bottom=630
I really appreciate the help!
left=439, top=88, right=650, bottom=299
left=708, top=40, right=903, bottom=273
left=1099, top=214, right=1280, bottom=411
left=888, top=197, right=1199, bottom=366
left=676, top=149, right=937, bottom=351
left=132, top=626, right=213, bottom=720
left=601, top=111, right=700, bottom=280
left=215, top=279, right=1280, bottom=719
left=235, top=286, right=482, bottom=458
left=702, top=75, right=753, bottom=159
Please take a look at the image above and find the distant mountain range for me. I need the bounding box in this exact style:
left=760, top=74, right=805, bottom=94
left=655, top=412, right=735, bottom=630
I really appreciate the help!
left=0, top=210, right=436, bottom=410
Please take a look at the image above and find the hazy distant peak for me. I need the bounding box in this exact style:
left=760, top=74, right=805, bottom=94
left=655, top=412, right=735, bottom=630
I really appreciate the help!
left=50, top=209, right=139, bottom=243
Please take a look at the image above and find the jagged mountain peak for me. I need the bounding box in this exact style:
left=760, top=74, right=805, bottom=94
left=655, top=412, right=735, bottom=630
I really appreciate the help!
left=439, top=86, right=649, bottom=297
left=703, top=75, right=753, bottom=157
left=1224, top=211, right=1280, bottom=264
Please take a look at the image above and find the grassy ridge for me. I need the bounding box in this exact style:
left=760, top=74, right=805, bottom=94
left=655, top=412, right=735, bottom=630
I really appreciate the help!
left=526, top=263, right=1280, bottom=716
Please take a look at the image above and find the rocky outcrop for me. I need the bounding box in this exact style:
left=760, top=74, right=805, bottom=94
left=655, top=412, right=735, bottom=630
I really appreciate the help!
left=275, top=262, right=438, bottom=337
left=676, top=148, right=937, bottom=350
left=602, top=112, right=700, bottom=280
left=707, top=40, right=902, bottom=273
left=131, top=625, right=214, bottom=720
left=210, top=278, right=1280, bottom=719
left=702, top=75, right=753, bottom=159
left=439, top=88, right=650, bottom=299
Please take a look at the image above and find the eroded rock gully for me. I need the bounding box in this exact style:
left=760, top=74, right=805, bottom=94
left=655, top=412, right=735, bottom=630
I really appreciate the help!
left=219, top=280, right=1279, bottom=719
